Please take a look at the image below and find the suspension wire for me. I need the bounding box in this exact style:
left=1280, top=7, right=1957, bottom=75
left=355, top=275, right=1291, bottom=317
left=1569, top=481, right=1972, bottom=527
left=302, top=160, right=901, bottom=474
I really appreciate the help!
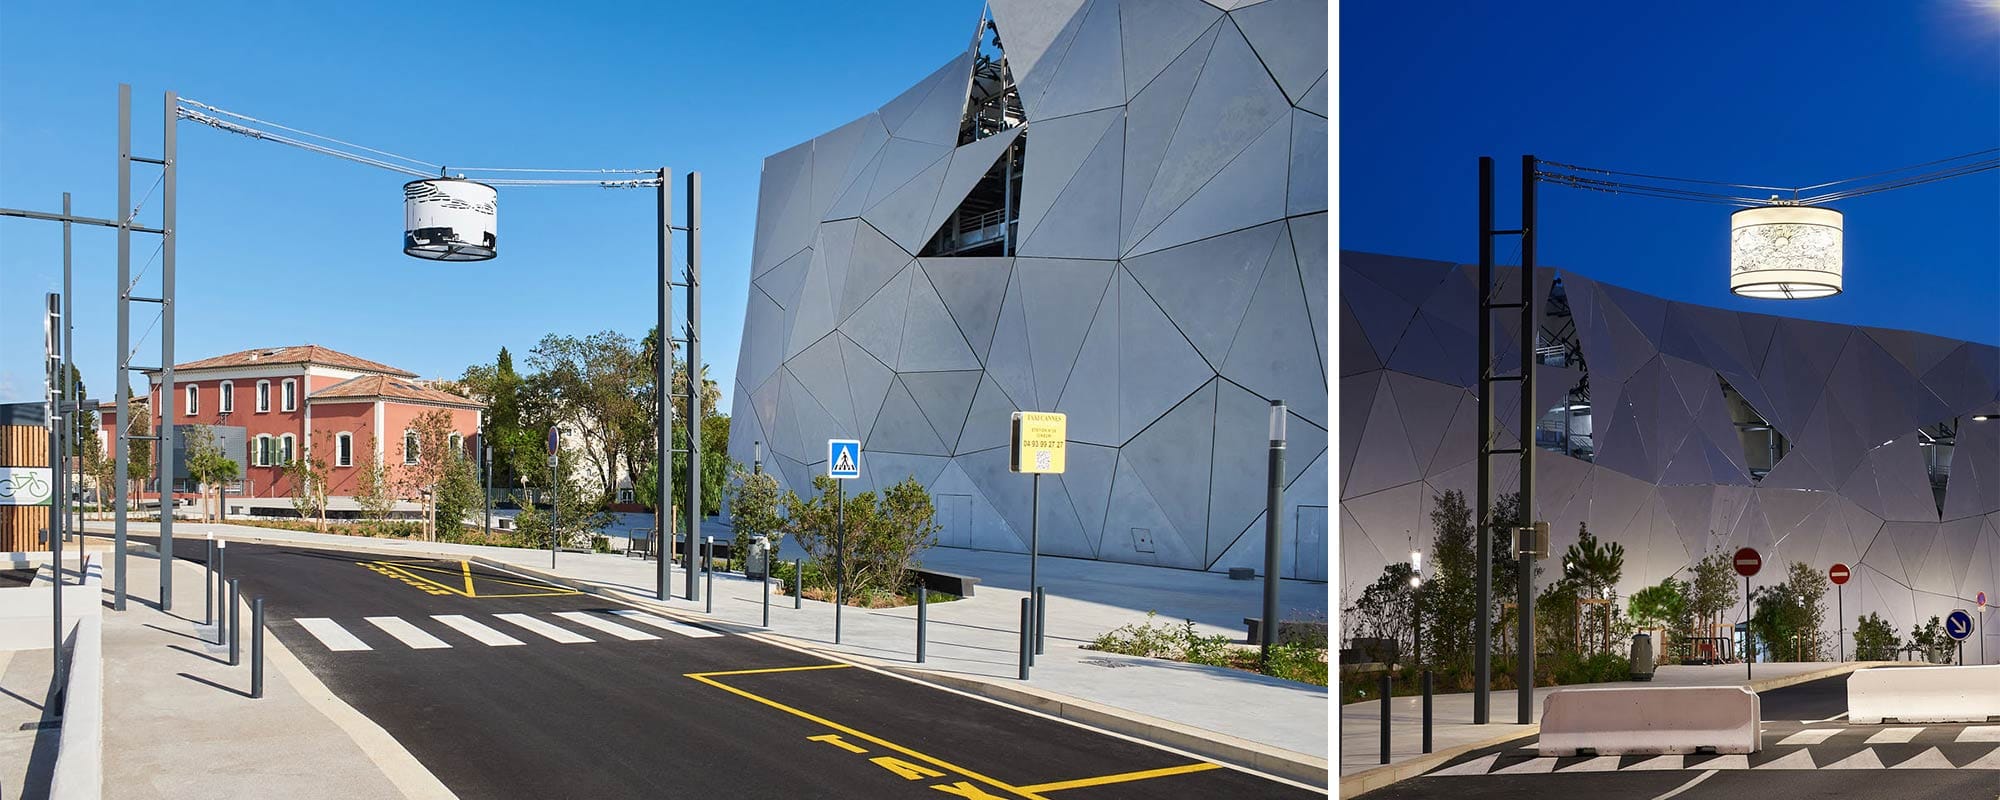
left=179, top=97, right=440, bottom=173
left=1541, top=149, right=1999, bottom=209
left=454, top=167, right=658, bottom=175
left=1790, top=147, right=1999, bottom=192
left=178, top=107, right=433, bottom=177
left=127, top=238, right=165, bottom=294
left=1796, top=158, right=2000, bottom=205
left=129, top=171, right=165, bottom=222
left=129, top=307, right=164, bottom=362
left=1536, top=159, right=1792, bottom=193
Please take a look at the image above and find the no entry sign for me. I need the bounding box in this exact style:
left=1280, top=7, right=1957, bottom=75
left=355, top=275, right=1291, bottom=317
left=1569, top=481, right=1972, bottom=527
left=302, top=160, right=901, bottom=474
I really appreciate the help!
left=1828, top=563, right=1850, bottom=585
left=1733, top=547, right=1761, bottom=578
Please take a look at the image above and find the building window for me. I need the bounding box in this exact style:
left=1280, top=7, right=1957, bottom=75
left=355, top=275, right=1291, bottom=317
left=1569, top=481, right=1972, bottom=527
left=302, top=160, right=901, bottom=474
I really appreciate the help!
left=335, top=433, right=353, bottom=468
left=185, top=384, right=198, bottom=415
left=219, top=381, right=234, bottom=413
left=449, top=432, right=463, bottom=457
left=256, top=381, right=271, bottom=413
left=281, top=379, right=298, bottom=412
left=618, top=485, right=634, bottom=503
left=255, top=435, right=273, bottom=467
left=280, top=434, right=296, bottom=466
left=404, top=431, right=419, bottom=465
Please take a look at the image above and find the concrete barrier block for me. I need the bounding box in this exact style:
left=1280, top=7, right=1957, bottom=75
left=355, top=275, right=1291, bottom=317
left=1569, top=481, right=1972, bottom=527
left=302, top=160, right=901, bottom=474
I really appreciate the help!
left=1538, top=686, right=1760, bottom=756
left=1848, top=664, right=2000, bottom=724
left=48, top=612, right=102, bottom=800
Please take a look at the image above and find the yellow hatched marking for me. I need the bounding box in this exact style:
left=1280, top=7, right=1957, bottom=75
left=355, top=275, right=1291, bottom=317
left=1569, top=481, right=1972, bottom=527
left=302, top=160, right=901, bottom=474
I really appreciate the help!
left=462, top=560, right=475, bottom=595
left=1016, top=762, right=1222, bottom=793
left=358, top=560, right=578, bottom=598
left=685, top=666, right=1047, bottom=800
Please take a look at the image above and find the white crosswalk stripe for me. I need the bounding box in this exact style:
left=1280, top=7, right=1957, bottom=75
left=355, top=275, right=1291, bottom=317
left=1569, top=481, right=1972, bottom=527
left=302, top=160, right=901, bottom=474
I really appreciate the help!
left=604, top=609, right=721, bottom=638
left=1958, top=726, right=2000, bottom=743
left=365, top=616, right=450, bottom=649
left=1864, top=727, right=1922, bottom=744
left=493, top=613, right=594, bottom=643
left=1775, top=729, right=1840, bottom=746
left=554, top=612, right=660, bottom=641
left=1429, top=723, right=2000, bottom=777
left=296, top=618, right=371, bottom=651
left=432, top=615, right=525, bottom=646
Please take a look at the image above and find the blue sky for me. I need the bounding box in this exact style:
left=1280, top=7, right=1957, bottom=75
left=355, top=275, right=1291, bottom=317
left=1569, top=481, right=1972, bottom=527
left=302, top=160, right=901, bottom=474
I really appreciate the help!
left=0, top=1, right=981, bottom=405
left=1342, top=0, right=1999, bottom=347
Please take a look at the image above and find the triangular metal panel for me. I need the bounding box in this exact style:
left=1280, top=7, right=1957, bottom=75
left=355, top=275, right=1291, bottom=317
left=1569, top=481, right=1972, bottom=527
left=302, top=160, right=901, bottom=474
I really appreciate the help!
left=1863, top=327, right=1961, bottom=379
left=1032, top=0, right=1125, bottom=120
left=877, top=55, right=958, bottom=133
left=1298, top=71, right=1326, bottom=116
left=863, top=452, right=951, bottom=497
left=1125, top=220, right=1284, bottom=367
left=863, top=138, right=952, bottom=211
left=922, top=257, right=1015, bottom=365
left=1384, top=372, right=1466, bottom=482
left=1019, top=114, right=1125, bottom=259
left=738, top=283, right=789, bottom=394
left=1019, top=257, right=1118, bottom=409
left=839, top=263, right=911, bottom=369
left=1230, top=0, right=1326, bottom=105
left=840, top=221, right=915, bottom=322
left=1868, top=436, right=1938, bottom=523
left=1424, top=391, right=1479, bottom=477
left=889, top=52, right=975, bottom=147
left=1208, top=379, right=1285, bottom=561
left=991, top=0, right=1093, bottom=119
left=1126, top=21, right=1288, bottom=252
left=1122, top=379, right=1218, bottom=554
left=751, top=371, right=792, bottom=462
left=1057, top=273, right=1119, bottom=446
left=1117, top=268, right=1213, bottom=442
left=1287, top=108, right=1327, bottom=216
left=824, top=144, right=886, bottom=223
left=1921, top=343, right=2000, bottom=412
left=866, top=378, right=950, bottom=456
left=899, top=266, right=983, bottom=372
left=1017, top=107, right=1122, bottom=248
left=1062, top=442, right=1119, bottom=552
left=787, top=334, right=857, bottom=433
left=839, top=334, right=896, bottom=446
left=1118, top=0, right=1222, bottom=100
left=922, top=127, right=1026, bottom=247
left=812, top=221, right=860, bottom=314
left=1101, top=453, right=1185, bottom=567
left=784, top=246, right=839, bottom=361
left=783, top=369, right=848, bottom=469
left=862, top=152, right=951, bottom=254
left=983, top=266, right=1041, bottom=416
left=901, top=370, right=982, bottom=454
left=1342, top=480, right=1428, bottom=580
left=1120, top=20, right=1221, bottom=251
left=950, top=449, right=1030, bottom=551
left=810, top=114, right=883, bottom=221
left=1338, top=372, right=1379, bottom=493
left=1293, top=214, right=1329, bottom=378
left=1131, top=109, right=1291, bottom=256
left=1342, top=376, right=1419, bottom=500
left=958, top=373, right=1022, bottom=455
left=754, top=244, right=813, bottom=311
left=1222, top=233, right=1326, bottom=426
left=751, top=138, right=816, bottom=276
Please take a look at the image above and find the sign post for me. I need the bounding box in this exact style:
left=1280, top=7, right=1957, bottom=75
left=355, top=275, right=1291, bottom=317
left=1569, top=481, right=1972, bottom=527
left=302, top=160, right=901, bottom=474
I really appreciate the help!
left=1979, top=592, right=1988, bottom=666
left=1010, top=412, right=1066, bottom=663
left=1829, top=563, right=1850, bottom=661
left=827, top=439, right=860, bottom=644
left=547, top=427, right=560, bottom=569
left=1946, top=608, right=1973, bottom=666
left=1734, top=547, right=1761, bottom=679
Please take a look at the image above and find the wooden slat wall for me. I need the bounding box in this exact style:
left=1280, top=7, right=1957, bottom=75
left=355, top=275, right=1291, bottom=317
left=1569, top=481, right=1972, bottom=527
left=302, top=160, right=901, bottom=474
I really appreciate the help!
left=1, top=425, right=51, bottom=551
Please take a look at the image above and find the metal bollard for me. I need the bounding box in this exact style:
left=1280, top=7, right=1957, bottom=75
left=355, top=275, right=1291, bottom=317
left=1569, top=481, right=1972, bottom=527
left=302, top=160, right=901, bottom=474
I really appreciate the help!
left=916, top=587, right=928, bottom=664
left=761, top=566, right=771, bottom=628
left=1379, top=672, right=1391, bottom=764
left=1422, top=669, right=1433, bottom=754
left=251, top=598, right=265, bottom=699
left=1018, top=598, right=1032, bottom=681
left=215, top=540, right=228, bottom=644
left=793, top=559, right=803, bottom=610
left=228, top=578, right=241, bottom=667
left=704, top=539, right=714, bottom=614
left=1034, top=586, right=1047, bottom=656
left=204, top=537, right=215, bottom=626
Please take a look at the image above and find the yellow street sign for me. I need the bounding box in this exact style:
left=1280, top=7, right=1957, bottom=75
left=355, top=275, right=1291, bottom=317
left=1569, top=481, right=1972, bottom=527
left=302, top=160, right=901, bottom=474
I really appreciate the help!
left=1010, top=411, right=1067, bottom=474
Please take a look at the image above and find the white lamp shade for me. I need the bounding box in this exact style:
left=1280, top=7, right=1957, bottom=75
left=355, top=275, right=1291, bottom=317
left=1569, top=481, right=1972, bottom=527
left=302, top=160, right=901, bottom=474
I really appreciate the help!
left=1730, top=205, right=1842, bottom=299
left=405, top=178, right=498, bottom=261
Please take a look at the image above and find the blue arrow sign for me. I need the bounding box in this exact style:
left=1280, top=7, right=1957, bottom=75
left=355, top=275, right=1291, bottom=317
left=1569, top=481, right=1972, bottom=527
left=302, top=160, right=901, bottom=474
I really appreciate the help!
left=827, top=439, right=860, bottom=480
left=1946, top=609, right=1974, bottom=641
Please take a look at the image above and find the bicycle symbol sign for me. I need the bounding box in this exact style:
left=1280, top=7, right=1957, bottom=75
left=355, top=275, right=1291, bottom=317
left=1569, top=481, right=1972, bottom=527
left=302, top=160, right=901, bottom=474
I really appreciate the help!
left=0, top=467, right=53, bottom=506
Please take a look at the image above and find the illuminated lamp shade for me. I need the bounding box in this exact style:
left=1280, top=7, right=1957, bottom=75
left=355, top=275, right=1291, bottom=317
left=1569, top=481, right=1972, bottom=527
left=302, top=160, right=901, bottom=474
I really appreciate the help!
left=404, top=178, right=498, bottom=261
left=1729, top=205, right=1842, bottom=299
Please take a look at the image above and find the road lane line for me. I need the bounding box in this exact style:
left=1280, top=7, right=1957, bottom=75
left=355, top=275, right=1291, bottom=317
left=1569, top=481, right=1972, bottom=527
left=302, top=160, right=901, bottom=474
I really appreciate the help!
left=1775, top=729, right=1841, bottom=746
left=685, top=669, right=1044, bottom=799
left=1015, top=762, right=1220, bottom=793
left=555, top=611, right=660, bottom=641
left=493, top=613, right=593, bottom=643
left=690, top=664, right=851, bottom=678
left=432, top=614, right=524, bottom=646
left=365, top=616, right=451, bottom=649
left=1864, top=727, right=1922, bottom=744
left=605, top=609, right=722, bottom=638
left=1648, top=770, right=1716, bottom=800
left=461, top=561, right=474, bottom=596
left=296, top=618, right=372, bottom=651
left=1957, top=726, right=2000, bottom=743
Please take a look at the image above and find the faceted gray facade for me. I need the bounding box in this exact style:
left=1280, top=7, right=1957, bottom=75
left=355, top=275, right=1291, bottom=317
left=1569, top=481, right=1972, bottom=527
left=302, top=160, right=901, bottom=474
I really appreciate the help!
left=728, top=0, right=1330, bottom=580
left=1342, top=251, right=2000, bottom=662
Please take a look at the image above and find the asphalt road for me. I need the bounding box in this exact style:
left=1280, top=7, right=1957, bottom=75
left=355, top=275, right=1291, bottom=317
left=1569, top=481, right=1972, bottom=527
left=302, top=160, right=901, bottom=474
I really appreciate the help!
left=1358, top=674, right=2000, bottom=799
left=149, top=537, right=1324, bottom=799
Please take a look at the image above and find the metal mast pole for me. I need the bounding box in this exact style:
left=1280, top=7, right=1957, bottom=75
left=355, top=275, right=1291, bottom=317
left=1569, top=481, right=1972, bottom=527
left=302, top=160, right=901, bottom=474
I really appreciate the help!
left=1516, top=154, right=1539, bottom=725
left=46, top=293, right=64, bottom=687
left=113, top=84, right=131, bottom=611
left=684, top=171, right=702, bottom=602
left=62, top=193, right=75, bottom=564
left=1474, top=157, right=1493, bottom=725
left=656, top=168, right=674, bottom=602
left=158, top=90, right=178, bottom=607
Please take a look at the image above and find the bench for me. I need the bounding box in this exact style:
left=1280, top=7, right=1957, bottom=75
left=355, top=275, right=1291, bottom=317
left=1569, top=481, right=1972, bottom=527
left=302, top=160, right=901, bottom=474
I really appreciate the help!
left=913, top=569, right=980, bottom=597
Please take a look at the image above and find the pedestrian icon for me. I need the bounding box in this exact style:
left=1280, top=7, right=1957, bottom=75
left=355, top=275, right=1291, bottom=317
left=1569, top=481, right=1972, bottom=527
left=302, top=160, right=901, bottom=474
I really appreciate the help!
left=827, top=439, right=860, bottom=480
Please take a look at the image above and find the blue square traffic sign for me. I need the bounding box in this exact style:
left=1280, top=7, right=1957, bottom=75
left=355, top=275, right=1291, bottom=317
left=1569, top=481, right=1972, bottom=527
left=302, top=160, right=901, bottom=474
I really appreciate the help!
left=828, top=439, right=860, bottom=480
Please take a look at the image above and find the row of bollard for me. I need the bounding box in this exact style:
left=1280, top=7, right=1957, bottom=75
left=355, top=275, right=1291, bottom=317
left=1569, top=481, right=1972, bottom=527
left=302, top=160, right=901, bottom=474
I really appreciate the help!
left=205, top=537, right=265, bottom=699
left=678, top=545, right=940, bottom=675
left=1376, top=669, right=1434, bottom=764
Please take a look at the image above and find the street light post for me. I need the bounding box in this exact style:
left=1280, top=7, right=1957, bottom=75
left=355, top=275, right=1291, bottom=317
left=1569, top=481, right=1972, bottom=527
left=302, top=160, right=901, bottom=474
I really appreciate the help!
left=1410, top=550, right=1424, bottom=667
left=1260, top=400, right=1286, bottom=668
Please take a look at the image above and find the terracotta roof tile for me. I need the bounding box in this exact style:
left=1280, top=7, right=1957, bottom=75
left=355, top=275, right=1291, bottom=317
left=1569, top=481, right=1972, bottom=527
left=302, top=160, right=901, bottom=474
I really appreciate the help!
left=163, top=345, right=419, bottom=377
left=307, top=375, right=484, bottom=408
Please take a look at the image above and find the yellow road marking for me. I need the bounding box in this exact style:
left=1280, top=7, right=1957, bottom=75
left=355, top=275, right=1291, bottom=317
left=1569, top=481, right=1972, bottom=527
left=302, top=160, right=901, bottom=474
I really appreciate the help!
left=1016, top=762, right=1222, bottom=793
left=357, top=560, right=579, bottom=598
left=685, top=667, right=1047, bottom=800
left=462, top=560, right=475, bottom=596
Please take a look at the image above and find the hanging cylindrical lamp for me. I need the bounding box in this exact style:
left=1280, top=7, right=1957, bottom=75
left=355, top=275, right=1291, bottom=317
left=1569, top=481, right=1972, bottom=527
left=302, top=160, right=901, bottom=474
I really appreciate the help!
left=1729, top=204, right=1842, bottom=299
left=404, top=177, right=498, bottom=261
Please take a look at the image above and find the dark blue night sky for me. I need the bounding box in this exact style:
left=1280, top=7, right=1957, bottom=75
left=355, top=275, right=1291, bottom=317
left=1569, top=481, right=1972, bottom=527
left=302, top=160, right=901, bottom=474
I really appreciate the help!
left=1340, top=1, right=1999, bottom=345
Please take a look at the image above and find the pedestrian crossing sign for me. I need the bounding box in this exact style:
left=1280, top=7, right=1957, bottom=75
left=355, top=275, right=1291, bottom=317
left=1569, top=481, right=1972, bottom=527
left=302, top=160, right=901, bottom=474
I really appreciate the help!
left=828, top=439, right=860, bottom=480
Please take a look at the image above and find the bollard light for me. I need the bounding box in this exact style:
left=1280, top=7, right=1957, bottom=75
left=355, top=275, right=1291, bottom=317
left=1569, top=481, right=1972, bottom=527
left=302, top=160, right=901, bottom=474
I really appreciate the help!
left=1269, top=402, right=1287, bottom=444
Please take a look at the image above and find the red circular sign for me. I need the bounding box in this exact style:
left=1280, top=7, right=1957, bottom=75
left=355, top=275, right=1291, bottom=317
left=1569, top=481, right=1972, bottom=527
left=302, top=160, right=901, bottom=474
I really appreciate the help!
left=1829, top=563, right=1850, bottom=585
left=1733, top=547, right=1762, bottom=577
left=1980, top=592, right=1988, bottom=610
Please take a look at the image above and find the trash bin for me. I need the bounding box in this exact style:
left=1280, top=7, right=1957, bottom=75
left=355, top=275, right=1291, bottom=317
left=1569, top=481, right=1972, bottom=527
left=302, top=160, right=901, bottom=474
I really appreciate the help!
left=1629, top=633, right=1656, bottom=681
left=746, top=536, right=770, bottom=581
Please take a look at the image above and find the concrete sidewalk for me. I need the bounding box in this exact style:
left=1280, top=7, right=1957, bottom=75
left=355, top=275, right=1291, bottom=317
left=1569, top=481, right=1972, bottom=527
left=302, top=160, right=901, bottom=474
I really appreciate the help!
left=89, top=520, right=1332, bottom=786
left=1335, top=660, right=1900, bottom=797
left=81, top=536, right=453, bottom=800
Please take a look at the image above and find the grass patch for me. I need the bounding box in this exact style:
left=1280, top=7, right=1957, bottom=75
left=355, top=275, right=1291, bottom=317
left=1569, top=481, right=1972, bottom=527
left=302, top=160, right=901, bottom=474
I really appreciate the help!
left=1085, top=612, right=1328, bottom=687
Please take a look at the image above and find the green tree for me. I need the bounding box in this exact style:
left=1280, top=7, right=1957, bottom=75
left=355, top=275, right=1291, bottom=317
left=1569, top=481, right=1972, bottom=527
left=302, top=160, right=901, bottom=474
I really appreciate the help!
left=727, top=465, right=784, bottom=567
left=181, top=424, right=240, bottom=523
left=461, top=347, right=526, bottom=487
left=1627, top=577, right=1690, bottom=660
left=431, top=448, right=482, bottom=541
left=1910, top=616, right=1953, bottom=664
left=125, top=409, right=153, bottom=505
left=354, top=436, right=400, bottom=528
left=1688, top=545, right=1738, bottom=645
left=1422, top=489, right=1477, bottom=670
left=510, top=445, right=613, bottom=551
left=1559, top=523, right=1625, bottom=653
left=1349, top=562, right=1417, bottom=660
left=779, top=475, right=937, bottom=606
left=283, top=430, right=334, bottom=532
left=1784, top=560, right=1830, bottom=660
left=1853, top=612, right=1900, bottom=661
